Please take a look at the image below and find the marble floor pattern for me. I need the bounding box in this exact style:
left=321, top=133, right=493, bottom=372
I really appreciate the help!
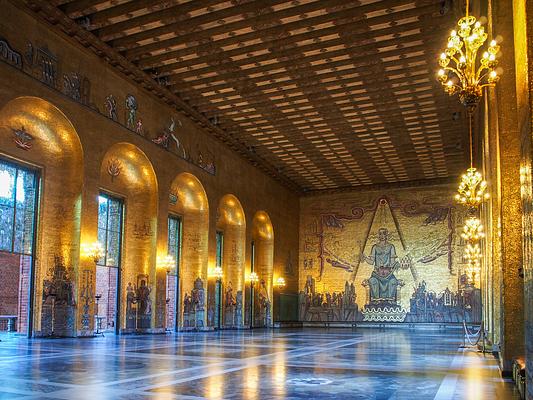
left=0, top=328, right=520, bottom=400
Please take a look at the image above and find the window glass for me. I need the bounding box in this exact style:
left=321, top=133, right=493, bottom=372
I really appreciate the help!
left=167, top=216, right=181, bottom=274
left=97, top=194, right=123, bottom=267
left=0, top=160, right=37, bottom=255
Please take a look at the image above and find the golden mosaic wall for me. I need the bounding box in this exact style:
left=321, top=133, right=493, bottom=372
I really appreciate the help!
left=299, top=185, right=479, bottom=323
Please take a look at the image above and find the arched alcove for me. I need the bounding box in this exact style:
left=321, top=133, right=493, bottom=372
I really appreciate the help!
left=169, top=172, right=209, bottom=329
left=252, top=211, right=274, bottom=327
left=99, top=142, right=158, bottom=332
left=0, top=96, right=83, bottom=337
left=217, top=194, right=246, bottom=327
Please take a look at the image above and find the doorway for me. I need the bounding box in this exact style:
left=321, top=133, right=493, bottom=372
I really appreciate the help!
left=166, top=215, right=182, bottom=331
left=95, top=193, right=123, bottom=334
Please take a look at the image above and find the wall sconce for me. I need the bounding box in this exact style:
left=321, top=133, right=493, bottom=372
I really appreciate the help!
left=249, top=271, right=259, bottom=286
left=275, top=277, right=286, bottom=289
left=82, top=242, right=104, bottom=264
left=212, top=266, right=223, bottom=281
left=157, top=255, right=175, bottom=274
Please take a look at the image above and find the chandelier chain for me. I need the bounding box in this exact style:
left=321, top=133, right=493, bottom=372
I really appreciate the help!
left=469, top=113, right=473, bottom=168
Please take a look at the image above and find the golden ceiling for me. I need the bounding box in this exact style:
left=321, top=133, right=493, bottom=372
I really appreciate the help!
left=24, top=0, right=467, bottom=193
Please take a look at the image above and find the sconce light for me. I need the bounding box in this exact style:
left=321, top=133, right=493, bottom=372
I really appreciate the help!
left=249, top=271, right=259, bottom=286
left=157, top=255, right=175, bottom=274
left=275, top=277, right=286, bottom=289
left=213, top=266, right=223, bottom=281
left=82, top=242, right=104, bottom=264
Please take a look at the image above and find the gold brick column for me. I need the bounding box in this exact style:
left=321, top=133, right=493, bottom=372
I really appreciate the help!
left=520, top=0, right=533, bottom=397
left=489, top=0, right=526, bottom=373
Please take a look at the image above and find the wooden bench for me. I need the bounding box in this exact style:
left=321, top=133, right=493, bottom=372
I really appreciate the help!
left=0, top=315, right=17, bottom=332
left=512, top=357, right=526, bottom=399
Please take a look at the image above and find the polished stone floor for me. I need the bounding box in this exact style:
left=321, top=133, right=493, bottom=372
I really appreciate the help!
left=0, top=328, right=520, bottom=399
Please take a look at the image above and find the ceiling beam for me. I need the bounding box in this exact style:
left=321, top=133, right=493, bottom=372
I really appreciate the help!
left=93, top=0, right=225, bottom=37
left=178, top=54, right=435, bottom=109
left=61, top=0, right=117, bottom=18
left=124, top=0, right=436, bottom=60
left=107, top=0, right=299, bottom=48
left=137, top=4, right=438, bottom=70
left=302, top=176, right=459, bottom=195
left=161, top=32, right=443, bottom=87
left=86, top=0, right=174, bottom=28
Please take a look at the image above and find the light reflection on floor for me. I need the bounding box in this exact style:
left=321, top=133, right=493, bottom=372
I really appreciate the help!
left=0, top=328, right=520, bottom=399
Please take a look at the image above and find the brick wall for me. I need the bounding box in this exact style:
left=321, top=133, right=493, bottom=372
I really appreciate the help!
left=0, top=252, right=31, bottom=332
left=0, top=252, right=20, bottom=317
left=16, top=255, right=31, bottom=332
left=95, top=265, right=118, bottom=331
left=166, top=275, right=177, bottom=330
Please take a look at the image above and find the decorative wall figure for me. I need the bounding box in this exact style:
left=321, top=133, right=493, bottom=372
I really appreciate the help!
left=106, top=158, right=122, bottom=181
left=132, top=222, right=153, bottom=239
left=26, top=44, right=58, bottom=87
left=126, top=282, right=136, bottom=330
left=63, top=72, right=81, bottom=101
left=183, top=293, right=193, bottom=328
left=136, top=279, right=151, bottom=315
left=41, top=255, right=76, bottom=336
left=224, top=282, right=236, bottom=327
left=135, top=276, right=152, bottom=330
left=125, top=94, right=137, bottom=129
left=0, top=38, right=22, bottom=69
left=152, top=118, right=188, bottom=159
left=285, top=250, right=295, bottom=276
left=257, top=279, right=271, bottom=327
left=104, top=94, right=118, bottom=121
left=192, top=277, right=205, bottom=329
left=235, top=290, right=243, bottom=327
left=80, top=269, right=93, bottom=331
left=195, top=144, right=216, bottom=174
left=11, top=126, right=33, bottom=150
left=135, top=118, right=144, bottom=136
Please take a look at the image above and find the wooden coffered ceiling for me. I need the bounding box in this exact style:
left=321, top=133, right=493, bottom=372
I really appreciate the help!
left=23, top=0, right=467, bottom=193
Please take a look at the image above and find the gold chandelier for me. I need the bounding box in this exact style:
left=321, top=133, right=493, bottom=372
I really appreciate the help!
left=437, top=1, right=500, bottom=112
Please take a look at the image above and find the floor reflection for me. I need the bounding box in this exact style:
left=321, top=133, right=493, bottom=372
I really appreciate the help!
left=0, top=329, right=520, bottom=399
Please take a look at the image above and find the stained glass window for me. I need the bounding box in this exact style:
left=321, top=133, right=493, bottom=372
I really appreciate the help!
left=0, top=160, right=38, bottom=255
left=97, top=194, right=123, bottom=267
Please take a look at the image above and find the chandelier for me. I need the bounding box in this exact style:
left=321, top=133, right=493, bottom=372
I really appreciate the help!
left=461, top=216, right=485, bottom=241
left=437, top=2, right=500, bottom=112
